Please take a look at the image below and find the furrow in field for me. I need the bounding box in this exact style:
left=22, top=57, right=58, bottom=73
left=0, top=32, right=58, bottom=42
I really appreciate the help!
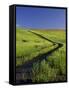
left=16, top=31, right=63, bottom=70
left=16, top=30, right=63, bottom=83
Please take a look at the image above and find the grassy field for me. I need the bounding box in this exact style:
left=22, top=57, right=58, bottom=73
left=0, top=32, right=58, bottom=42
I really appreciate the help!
left=31, top=30, right=66, bottom=82
left=16, top=28, right=66, bottom=82
left=16, top=28, right=57, bottom=66
left=32, top=30, right=66, bottom=43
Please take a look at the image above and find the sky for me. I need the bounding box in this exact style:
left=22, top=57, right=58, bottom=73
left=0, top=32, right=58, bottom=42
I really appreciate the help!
left=16, top=6, right=66, bottom=29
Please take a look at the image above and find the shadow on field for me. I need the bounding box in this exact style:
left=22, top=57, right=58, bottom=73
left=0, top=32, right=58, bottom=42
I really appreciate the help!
left=16, top=31, right=63, bottom=84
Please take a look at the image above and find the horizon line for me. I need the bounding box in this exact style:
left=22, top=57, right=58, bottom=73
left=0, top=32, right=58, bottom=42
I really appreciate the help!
left=16, top=26, right=65, bottom=30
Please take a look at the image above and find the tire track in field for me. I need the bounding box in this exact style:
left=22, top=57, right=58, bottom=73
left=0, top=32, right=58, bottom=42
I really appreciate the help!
left=16, top=30, right=63, bottom=84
